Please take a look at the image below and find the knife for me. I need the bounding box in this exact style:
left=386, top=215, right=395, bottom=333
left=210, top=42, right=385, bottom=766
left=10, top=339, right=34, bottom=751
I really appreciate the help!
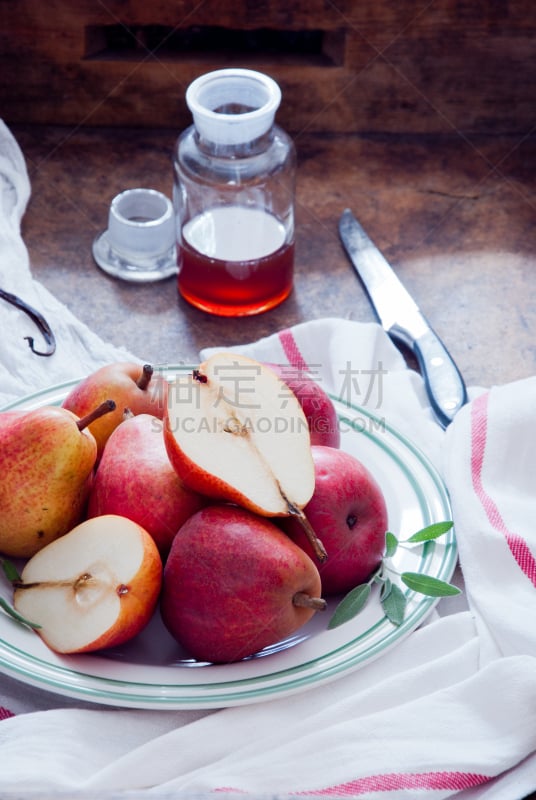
left=338, top=209, right=467, bottom=428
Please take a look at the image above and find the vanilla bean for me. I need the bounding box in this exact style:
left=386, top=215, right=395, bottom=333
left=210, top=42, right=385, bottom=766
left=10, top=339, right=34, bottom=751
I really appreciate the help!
left=0, top=288, right=56, bottom=357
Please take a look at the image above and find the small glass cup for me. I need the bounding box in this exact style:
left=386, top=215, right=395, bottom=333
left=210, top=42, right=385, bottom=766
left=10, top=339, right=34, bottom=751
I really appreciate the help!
left=173, top=69, right=296, bottom=316
left=93, top=188, right=178, bottom=283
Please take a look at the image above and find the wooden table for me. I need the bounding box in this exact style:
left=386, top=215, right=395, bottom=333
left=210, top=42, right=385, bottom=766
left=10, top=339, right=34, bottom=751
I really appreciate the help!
left=11, top=124, right=535, bottom=390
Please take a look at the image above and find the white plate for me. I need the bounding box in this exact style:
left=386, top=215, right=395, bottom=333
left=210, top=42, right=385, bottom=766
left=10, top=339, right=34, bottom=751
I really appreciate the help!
left=0, top=369, right=456, bottom=710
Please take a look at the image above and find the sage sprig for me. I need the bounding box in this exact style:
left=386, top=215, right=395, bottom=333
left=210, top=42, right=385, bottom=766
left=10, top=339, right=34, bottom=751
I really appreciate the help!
left=328, top=521, right=460, bottom=630
left=1, top=558, right=21, bottom=584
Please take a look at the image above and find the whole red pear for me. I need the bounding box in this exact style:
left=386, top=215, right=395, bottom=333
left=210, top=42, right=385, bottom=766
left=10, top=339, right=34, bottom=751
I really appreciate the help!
left=87, top=414, right=207, bottom=557
left=161, top=505, right=326, bottom=663
left=283, top=446, right=388, bottom=595
left=265, top=363, right=340, bottom=448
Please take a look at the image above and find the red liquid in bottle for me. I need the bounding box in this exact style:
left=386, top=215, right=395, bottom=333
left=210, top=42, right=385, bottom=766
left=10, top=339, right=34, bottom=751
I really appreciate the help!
left=177, top=207, right=294, bottom=317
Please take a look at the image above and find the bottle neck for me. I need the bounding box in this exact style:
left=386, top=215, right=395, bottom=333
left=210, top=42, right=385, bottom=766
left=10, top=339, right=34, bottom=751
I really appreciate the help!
left=194, top=126, right=276, bottom=159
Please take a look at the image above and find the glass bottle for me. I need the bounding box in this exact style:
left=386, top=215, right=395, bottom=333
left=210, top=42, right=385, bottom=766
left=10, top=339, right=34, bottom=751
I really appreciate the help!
left=173, top=68, right=296, bottom=316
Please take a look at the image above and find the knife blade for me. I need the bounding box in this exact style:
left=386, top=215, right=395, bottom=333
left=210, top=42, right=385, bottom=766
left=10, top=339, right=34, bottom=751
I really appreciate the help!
left=338, top=208, right=467, bottom=428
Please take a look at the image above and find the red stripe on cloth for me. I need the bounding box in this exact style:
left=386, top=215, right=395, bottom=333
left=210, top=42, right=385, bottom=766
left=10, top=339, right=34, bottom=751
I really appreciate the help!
left=0, top=706, right=15, bottom=720
left=278, top=328, right=309, bottom=372
left=293, top=771, right=491, bottom=795
left=216, top=771, right=490, bottom=796
left=471, top=392, right=536, bottom=587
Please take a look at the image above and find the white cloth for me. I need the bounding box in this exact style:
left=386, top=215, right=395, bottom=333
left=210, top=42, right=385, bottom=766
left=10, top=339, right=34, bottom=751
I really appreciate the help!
left=0, top=121, right=535, bottom=799
left=0, top=121, right=137, bottom=409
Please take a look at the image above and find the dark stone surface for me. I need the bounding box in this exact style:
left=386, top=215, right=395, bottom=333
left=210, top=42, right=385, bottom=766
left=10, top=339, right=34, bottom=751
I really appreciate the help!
left=12, top=124, right=536, bottom=388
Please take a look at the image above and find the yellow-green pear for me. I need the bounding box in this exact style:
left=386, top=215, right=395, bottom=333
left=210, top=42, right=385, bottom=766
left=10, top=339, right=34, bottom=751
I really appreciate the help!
left=0, top=401, right=115, bottom=558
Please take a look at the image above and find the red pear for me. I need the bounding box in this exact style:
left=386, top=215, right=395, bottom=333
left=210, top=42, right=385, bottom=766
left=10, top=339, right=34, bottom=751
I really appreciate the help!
left=283, top=446, right=388, bottom=595
left=265, top=362, right=341, bottom=448
left=88, top=413, right=207, bottom=557
left=161, top=505, right=326, bottom=663
left=62, top=362, right=168, bottom=458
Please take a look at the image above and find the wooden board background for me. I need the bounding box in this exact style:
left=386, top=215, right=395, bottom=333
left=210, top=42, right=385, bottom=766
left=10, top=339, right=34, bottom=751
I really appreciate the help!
left=0, top=0, right=534, bottom=134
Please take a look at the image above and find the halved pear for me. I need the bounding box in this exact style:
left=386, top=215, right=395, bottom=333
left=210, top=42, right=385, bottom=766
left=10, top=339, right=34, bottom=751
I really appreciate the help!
left=164, top=352, right=327, bottom=561
left=13, top=515, right=163, bottom=654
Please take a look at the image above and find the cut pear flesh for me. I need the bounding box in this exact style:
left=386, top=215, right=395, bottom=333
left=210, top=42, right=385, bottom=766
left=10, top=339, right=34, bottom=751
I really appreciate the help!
left=13, top=515, right=159, bottom=653
left=165, top=353, right=316, bottom=516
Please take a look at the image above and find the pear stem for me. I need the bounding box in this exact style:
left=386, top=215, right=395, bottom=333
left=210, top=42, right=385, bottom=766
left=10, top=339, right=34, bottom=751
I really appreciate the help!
left=137, top=364, right=153, bottom=390
left=293, top=592, right=327, bottom=611
left=76, top=399, right=116, bottom=431
left=289, top=506, right=328, bottom=564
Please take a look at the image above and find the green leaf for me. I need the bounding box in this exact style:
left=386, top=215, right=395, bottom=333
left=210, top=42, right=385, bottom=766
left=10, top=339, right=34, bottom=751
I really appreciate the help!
left=328, top=583, right=371, bottom=629
left=384, top=532, right=398, bottom=558
left=401, top=572, right=461, bottom=597
left=382, top=583, right=407, bottom=626
left=405, top=521, right=454, bottom=544
left=379, top=576, right=392, bottom=600
left=1, top=558, right=21, bottom=583
left=0, top=597, right=41, bottom=630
